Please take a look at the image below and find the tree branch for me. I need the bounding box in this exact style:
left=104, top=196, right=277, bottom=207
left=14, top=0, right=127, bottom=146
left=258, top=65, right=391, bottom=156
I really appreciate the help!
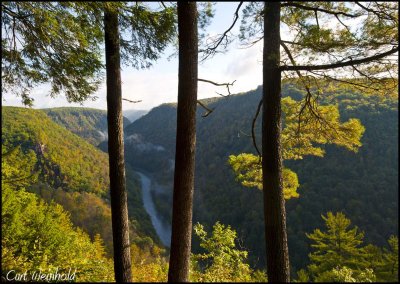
left=199, top=1, right=243, bottom=61
left=281, top=2, right=360, bottom=18
left=355, top=1, right=396, bottom=21
left=252, top=99, right=262, bottom=157
left=281, top=41, right=340, bottom=138
left=280, top=47, right=398, bottom=71
left=2, top=4, right=33, bottom=19
left=197, top=100, right=214, bottom=117
left=122, top=98, right=142, bottom=103
left=198, top=78, right=236, bottom=96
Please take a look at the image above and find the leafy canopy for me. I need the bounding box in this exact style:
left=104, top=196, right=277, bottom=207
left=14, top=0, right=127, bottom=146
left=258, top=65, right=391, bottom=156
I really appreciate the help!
left=229, top=96, right=365, bottom=198
left=1, top=2, right=176, bottom=106
left=298, top=212, right=399, bottom=282
left=190, top=222, right=267, bottom=282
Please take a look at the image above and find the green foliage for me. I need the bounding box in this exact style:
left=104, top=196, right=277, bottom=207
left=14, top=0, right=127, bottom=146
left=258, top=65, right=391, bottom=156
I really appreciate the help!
left=281, top=97, right=365, bottom=158
left=316, top=266, right=376, bottom=283
left=2, top=2, right=177, bottom=105
left=306, top=212, right=365, bottom=276
left=130, top=243, right=169, bottom=282
left=2, top=145, right=38, bottom=188
left=125, top=83, right=397, bottom=272
left=2, top=106, right=109, bottom=196
left=1, top=184, right=114, bottom=282
left=302, top=212, right=398, bottom=282
left=378, top=235, right=399, bottom=282
left=43, top=107, right=130, bottom=146
left=2, top=2, right=103, bottom=106
left=190, top=222, right=267, bottom=282
left=229, top=96, right=365, bottom=199
left=117, top=2, right=176, bottom=69
left=2, top=106, right=163, bottom=258
left=229, top=153, right=300, bottom=199
left=26, top=169, right=162, bottom=257
left=28, top=183, right=114, bottom=256
left=240, top=2, right=398, bottom=95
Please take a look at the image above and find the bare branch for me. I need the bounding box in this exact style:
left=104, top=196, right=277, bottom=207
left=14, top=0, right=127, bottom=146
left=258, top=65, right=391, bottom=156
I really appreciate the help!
left=197, top=100, right=214, bottom=117
left=198, top=78, right=236, bottom=96
left=122, top=98, right=142, bottom=103
left=200, top=1, right=243, bottom=61
left=280, top=47, right=399, bottom=71
left=252, top=99, right=262, bottom=157
left=355, top=1, right=396, bottom=21
left=308, top=70, right=382, bottom=92
left=160, top=1, right=167, bottom=9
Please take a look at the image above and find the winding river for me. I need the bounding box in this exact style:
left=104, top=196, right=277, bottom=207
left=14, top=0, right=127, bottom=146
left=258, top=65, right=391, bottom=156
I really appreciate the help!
left=136, top=172, right=171, bottom=247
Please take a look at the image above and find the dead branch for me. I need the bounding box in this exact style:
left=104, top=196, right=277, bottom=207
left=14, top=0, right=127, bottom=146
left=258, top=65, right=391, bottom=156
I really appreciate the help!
left=199, top=1, right=243, bottom=61
left=122, top=98, right=142, bottom=103
left=252, top=99, right=262, bottom=157
left=198, top=78, right=236, bottom=96
left=197, top=100, right=214, bottom=117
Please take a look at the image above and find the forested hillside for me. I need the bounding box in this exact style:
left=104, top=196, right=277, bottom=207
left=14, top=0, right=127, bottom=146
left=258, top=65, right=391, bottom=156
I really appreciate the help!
left=124, top=83, right=398, bottom=273
left=43, top=107, right=130, bottom=146
left=2, top=1, right=398, bottom=282
left=1, top=106, right=161, bottom=256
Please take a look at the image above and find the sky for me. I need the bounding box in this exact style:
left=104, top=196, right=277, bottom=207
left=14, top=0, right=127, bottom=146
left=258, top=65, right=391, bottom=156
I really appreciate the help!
left=2, top=2, right=264, bottom=111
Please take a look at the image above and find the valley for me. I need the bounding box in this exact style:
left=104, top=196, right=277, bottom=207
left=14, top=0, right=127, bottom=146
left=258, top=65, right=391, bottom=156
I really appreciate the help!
left=2, top=82, right=398, bottom=279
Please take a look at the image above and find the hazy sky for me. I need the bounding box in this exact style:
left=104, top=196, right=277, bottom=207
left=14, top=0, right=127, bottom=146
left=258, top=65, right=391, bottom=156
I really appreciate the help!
left=2, top=2, right=264, bottom=111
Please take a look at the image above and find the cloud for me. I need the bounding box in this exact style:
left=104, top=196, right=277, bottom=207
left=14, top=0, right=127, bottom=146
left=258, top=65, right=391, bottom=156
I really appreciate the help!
left=121, top=67, right=178, bottom=111
left=225, top=41, right=263, bottom=78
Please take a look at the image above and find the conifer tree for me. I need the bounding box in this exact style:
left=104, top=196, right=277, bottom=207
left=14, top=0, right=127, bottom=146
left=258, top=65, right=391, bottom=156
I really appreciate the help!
left=233, top=3, right=398, bottom=280
left=2, top=3, right=175, bottom=281
left=168, top=2, right=198, bottom=282
left=229, top=96, right=365, bottom=199
left=306, top=212, right=365, bottom=279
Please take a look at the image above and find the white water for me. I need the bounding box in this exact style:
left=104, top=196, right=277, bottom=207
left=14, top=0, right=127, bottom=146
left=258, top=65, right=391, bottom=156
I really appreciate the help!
left=136, top=172, right=171, bottom=247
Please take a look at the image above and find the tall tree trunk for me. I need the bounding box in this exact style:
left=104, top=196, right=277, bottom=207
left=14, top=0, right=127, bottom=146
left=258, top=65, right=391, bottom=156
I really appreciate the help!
left=168, top=2, right=198, bottom=282
left=104, top=8, right=132, bottom=283
left=262, top=2, right=290, bottom=282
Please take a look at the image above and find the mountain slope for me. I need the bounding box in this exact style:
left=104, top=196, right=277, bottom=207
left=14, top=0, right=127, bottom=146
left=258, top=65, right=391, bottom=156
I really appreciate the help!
left=2, top=106, right=161, bottom=250
left=43, top=107, right=131, bottom=146
left=123, top=109, right=148, bottom=123
left=2, top=106, right=110, bottom=195
left=123, top=83, right=398, bottom=272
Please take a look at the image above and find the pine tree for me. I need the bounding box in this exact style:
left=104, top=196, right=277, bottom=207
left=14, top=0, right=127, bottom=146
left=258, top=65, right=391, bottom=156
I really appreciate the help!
left=168, top=2, right=198, bottom=282
left=235, top=3, right=398, bottom=280
left=306, top=212, right=365, bottom=280
left=103, top=5, right=132, bottom=282
left=380, top=235, right=399, bottom=282
left=229, top=97, right=365, bottom=199
left=2, top=3, right=176, bottom=281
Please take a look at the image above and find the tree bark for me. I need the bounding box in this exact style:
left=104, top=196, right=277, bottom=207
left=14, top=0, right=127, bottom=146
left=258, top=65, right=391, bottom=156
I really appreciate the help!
left=262, top=2, right=290, bottom=282
left=104, top=8, right=132, bottom=283
left=168, top=2, right=198, bottom=282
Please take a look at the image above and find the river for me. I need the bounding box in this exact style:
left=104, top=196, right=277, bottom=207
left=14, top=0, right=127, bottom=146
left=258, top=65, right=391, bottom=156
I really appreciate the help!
left=136, top=172, right=171, bottom=247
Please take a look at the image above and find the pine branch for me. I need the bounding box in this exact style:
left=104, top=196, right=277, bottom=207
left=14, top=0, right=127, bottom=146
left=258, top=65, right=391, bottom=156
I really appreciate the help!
left=280, top=47, right=398, bottom=71
left=280, top=2, right=360, bottom=18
